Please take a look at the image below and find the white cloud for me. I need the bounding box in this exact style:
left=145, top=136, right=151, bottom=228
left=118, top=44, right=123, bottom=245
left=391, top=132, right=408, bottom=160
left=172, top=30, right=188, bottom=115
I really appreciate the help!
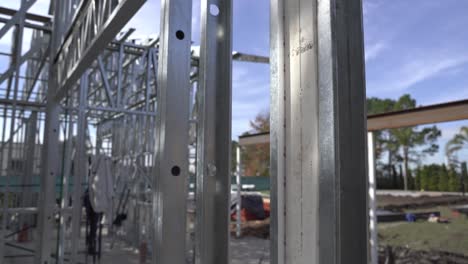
left=370, top=55, right=468, bottom=93
left=395, top=57, right=468, bottom=91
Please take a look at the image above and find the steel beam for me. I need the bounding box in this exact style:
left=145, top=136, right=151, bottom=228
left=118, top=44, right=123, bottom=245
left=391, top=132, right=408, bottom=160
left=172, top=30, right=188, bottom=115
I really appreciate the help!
left=54, top=0, right=146, bottom=100
left=270, top=0, right=368, bottom=263
left=0, top=0, right=37, bottom=40
left=241, top=100, right=468, bottom=147
left=0, top=16, right=51, bottom=32
left=235, top=146, right=242, bottom=238
left=239, top=132, right=269, bottom=146
left=57, top=111, right=74, bottom=264
left=367, top=99, right=468, bottom=131
left=36, top=0, right=65, bottom=262
left=232, top=52, right=269, bottom=64
left=0, top=98, right=46, bottom=109
left=368, top=132, right=378, bottom=264
left=70, top=73, right=88, bottom=264
left=0, top=6, right=51, bottom=24
left=152, top=0, right=192, bottom=263
left=97, top=56, right=117, bottom=107
left=0, top=39, right=45, bottom=85
left=0, top=2, right=26, bottom=260
left=19, top=112, right=37, bottom=230
left=195, top=0, right=232, bottom=263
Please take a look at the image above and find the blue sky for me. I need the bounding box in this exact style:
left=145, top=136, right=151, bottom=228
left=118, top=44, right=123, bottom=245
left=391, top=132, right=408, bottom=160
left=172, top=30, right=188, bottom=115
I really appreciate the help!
left=363, top=0, right=468, bottom=164
left=1, top=0, right=467, bottom=165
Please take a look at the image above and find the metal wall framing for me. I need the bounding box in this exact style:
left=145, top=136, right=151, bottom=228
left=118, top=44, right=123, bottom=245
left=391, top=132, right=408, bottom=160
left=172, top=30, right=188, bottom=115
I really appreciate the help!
left=270, top=0, right=368, bottom=263
left=152, top=0, right=192, bottom=263
left=195, top=0, right=232, bottom=263
left=0, top=0, right=374, bottom=263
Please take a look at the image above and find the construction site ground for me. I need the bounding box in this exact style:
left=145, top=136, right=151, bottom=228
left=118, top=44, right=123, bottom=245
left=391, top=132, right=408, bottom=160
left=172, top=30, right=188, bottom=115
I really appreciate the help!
left=235, top=192, right=468, bottom=263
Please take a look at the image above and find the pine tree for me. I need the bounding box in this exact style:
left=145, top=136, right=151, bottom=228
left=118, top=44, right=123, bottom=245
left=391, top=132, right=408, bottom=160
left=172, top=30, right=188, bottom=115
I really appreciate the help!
left=461, top=162, right=468, bottom=195
left=391, top=95, right=441, bottom=190
left=420, top=166, right=429, bottom=191
left=438, top=164, right=449, bottom=191
left=407, top=170, right=415, bottom=190
left=414, top=167, right=421, bottom=190
left=448, top=167, right=460, bottom=192
left=398, top=164, right=405, bottom=189
left=428, top=164, right=440, bottom=191
left=391, top=165, right=398, bottom=189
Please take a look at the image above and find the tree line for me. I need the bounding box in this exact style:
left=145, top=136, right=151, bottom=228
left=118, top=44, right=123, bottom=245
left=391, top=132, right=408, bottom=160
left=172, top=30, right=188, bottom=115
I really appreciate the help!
left=377, top=162, right=468, bottom=192
left=236, top=94, right=468, bottom=193
left=368, top=94, right=441, bottom=190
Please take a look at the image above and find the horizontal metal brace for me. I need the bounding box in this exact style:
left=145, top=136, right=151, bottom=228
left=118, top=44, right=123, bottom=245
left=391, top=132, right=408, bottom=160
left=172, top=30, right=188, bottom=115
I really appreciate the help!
left=0, top=6, right=51, bottom=23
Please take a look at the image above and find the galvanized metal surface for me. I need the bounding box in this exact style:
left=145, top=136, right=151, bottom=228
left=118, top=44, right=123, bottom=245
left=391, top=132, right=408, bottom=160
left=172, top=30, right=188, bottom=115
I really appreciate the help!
left=368, top=132, right=378, bottom=264
left=270, top=0, right=368, bottom=263
left=36, top=0, right=64, bottom=261
left=151, top=0, right=193, bottom=263
left=195, top=0, right=233, bottom=263
left=0, top=1, right=377, bottom=263
left=235, top=146, right=242, bottom=238
left=54, top=0, right=147, bottom=100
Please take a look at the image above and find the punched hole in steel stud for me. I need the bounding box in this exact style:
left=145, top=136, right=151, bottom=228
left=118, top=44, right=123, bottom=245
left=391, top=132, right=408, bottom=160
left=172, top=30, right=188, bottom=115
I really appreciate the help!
left=210, top=4, right=220, bottom=16
left=171, top=166, right=181, bottom=176
left=176, top=30, right=185, bottom=40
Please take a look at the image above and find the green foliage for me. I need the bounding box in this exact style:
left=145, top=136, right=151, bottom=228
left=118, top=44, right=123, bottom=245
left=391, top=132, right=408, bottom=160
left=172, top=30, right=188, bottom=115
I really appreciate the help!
left=462, top=162, right=468, bottom=191
left=414, top=167, right=421, bottom=190
left=461, top=162, right=468, bottom=185
left=397, top=165, right=405, bottom=189
left=367, top=97, right=396, bottom=115
left=448, top=166, right=459, bottom=192
left=419, top=166, right=429, bottom=190
left=367, top=97, right=399, bottom=168
left=368, top=94, right=441, bottom=190
left=406, top=169, right=415, bottom=190
left=428, top=165, right=440, bottom=191
left=412, top=163, right=462, bottom=192
left=243, top=111, right=270, bottom=176
left=391, top=122, right=441, bottom=190
left=438, top=164, right=449, bottom=192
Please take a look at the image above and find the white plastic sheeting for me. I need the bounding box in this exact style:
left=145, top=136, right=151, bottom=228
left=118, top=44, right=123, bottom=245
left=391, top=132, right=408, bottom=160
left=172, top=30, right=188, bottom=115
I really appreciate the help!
left=89, top=154, right=114, bottom=217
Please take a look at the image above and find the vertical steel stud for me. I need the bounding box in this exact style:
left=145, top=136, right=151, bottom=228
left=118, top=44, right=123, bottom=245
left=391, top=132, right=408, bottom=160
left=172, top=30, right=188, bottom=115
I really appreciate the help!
left=270, top=0, right=368, bottom=263
left=152, top=0, right=193, bottom=263
left=196, top=0, right=233, bottom=263
left=368, top=132, right=378, bottom=264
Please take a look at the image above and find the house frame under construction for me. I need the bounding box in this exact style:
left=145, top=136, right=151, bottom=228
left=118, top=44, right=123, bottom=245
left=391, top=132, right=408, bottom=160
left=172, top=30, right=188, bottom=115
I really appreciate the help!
left=1, top=0, right=466, bottom=263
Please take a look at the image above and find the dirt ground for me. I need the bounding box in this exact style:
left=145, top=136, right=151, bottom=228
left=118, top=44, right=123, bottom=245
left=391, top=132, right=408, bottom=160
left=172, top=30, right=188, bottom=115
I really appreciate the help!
left=377, top=194, right=468, bottom=263
left=379, top=246, right=468, bottom=264
left=231, top=219, right=270, bottom=239
left=234, top=193, right=468, bottom=263
left=377, top=194, right=468, bottom=211
left=234, top=194, right=468, bottom=240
